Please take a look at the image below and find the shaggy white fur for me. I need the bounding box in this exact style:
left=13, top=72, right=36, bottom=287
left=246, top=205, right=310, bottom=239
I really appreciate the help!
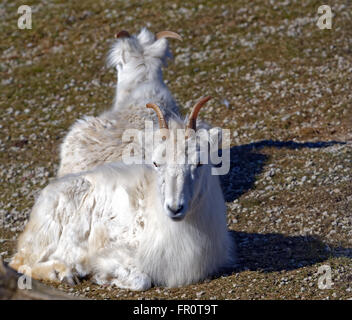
left=10, top=132, right=234, bottom=290
left=58, top=28, right=181, bottom=177
left=107, top=27, right=180, bottom=115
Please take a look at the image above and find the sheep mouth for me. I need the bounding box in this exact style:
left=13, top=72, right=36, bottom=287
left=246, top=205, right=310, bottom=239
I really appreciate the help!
left=167, top=212, right=186, bottom=221
left=169, top=215, right=185, bottom=221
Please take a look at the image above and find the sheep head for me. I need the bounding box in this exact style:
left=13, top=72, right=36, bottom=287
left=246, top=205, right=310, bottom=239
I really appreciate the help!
left=146, top=97, right=219, bottom=221
left=108, top=27, right=182, bottom=80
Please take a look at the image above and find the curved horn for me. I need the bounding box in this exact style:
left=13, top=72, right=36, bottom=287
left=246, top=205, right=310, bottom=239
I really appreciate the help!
left=187, top=96, right=212, bottom=131
left=156, top=31, right=182, bottom=41
left=146, top=103, right=168, bottom=129
left=115, top=30, right=131, bottom=39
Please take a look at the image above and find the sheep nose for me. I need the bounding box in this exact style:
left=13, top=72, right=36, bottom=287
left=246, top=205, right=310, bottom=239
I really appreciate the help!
left=167, top=205, right=184, bottom=215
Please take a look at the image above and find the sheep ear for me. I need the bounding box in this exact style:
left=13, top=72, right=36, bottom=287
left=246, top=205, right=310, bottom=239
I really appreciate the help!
left=107, top=39, right=136, bottom=68
left=137, top=27, right=155, bottom=46
left=106, top=31, right=132, bottom=68
left=138, top=29, right=179, bottom=63
left=107, top=43, right=122, bottom=68
left=148, top=31, right=181, bottom=63
left=145, top=37, right=171, bottom=60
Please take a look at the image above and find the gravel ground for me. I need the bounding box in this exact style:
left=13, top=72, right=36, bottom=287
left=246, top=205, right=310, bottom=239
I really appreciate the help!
left=0, top=0, right=351, bottom=299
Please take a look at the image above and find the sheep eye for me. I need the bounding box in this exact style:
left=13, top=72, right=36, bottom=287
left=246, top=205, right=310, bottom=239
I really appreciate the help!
left=153, top=162, right=158, bottom=168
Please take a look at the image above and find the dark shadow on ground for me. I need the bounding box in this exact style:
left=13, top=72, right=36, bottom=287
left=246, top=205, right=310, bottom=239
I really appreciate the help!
left=230, top=231, right=351, bottom=273
left=220, top=139, right=346, bottom=202
left=217, top=231, right=352, bottom=275
left=217, top=139, right=349, bottom=275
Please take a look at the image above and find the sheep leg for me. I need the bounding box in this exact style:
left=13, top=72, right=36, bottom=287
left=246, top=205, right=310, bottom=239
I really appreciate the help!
left=91, top=258, right=151, bottom=291
left=10, top=257, right=78, bottom=285
left=110, top=268, right=151, bottom=291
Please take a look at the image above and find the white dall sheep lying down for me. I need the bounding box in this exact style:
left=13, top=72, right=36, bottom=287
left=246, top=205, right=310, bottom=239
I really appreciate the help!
left=107, top=28, right=182, bottom=114
left=10, top=101, right=234, bottom=290
left=58, top=28, right=182, bottom=177
left=10, top=162, right=232, bottom=290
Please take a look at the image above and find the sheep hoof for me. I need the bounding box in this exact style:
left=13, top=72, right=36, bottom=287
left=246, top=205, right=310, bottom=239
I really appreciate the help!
left=129, top=274, right=152, bottom=291
left=111, top=273, right=152, bottom=291
left=58, top=269, right=80, bottom=286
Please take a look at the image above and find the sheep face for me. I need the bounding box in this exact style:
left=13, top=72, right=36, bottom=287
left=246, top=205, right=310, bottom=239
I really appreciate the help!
left=151, top=127, right=212, bottom=221
left=145, top=96, right=216, bottom=221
